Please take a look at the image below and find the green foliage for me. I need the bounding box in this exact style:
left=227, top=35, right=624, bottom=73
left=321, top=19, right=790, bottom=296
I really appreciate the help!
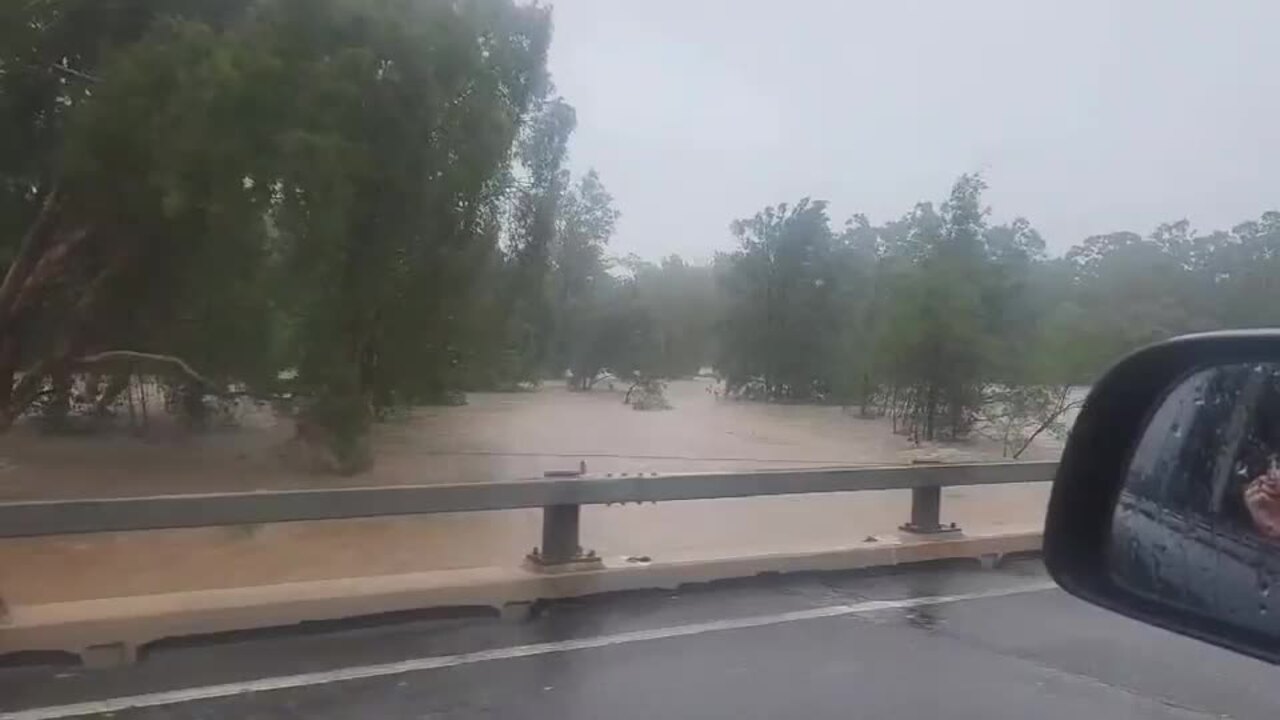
left=625, top=255, right=717, bottom=378
left=716, top=199, right=844, bottom=401
left=59, top=17, right=280, bottom=383
left=564, top=274, right=655, bottom=390
left=500, top=96, right=577, bottom=382
left=258, top=0, right=554, bottom=419
left=881, top=175, right=997, bottom=439
left=0, top=0, right=555, bottom=466
left=550, top=170, right=620, bottom=383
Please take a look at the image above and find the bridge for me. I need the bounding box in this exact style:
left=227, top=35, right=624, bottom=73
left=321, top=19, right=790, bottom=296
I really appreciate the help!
left=1, top=461, right=1276, bottom=719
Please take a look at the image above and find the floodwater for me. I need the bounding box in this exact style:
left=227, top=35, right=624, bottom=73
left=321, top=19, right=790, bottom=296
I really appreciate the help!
left=0, top=379, right=1061, bottom=603
left=0, top=378, right=1064, bottom=500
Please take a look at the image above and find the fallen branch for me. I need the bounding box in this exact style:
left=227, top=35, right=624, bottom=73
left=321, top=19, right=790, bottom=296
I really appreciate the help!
left=72, top=351, right=224, bottom=394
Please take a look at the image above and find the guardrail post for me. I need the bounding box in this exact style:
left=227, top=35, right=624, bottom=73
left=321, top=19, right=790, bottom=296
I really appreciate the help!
left=525, top=463, right=603, bottom=571
left=543, top=504, right=583, bottom=561
left=899, top=486, right=960, bottom=534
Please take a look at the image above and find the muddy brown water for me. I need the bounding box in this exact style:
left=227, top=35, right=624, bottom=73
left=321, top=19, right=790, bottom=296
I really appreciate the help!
left=0, top=379, right=1060, bottom=603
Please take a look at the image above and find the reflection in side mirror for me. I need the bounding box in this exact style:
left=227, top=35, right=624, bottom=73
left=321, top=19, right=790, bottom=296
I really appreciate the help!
left=1112, top=363, right=1280, bottom=636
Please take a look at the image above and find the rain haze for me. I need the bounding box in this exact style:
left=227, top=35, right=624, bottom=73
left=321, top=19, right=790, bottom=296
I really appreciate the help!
left=547, top=0, right=1280, bottom=261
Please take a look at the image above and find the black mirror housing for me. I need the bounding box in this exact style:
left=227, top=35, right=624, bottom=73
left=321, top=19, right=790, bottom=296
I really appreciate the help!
left=1047, top=329, right=1280, bottom=663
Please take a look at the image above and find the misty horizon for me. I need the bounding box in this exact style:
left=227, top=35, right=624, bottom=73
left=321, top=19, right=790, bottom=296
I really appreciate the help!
left=548, top=0, right=1280, bottom=263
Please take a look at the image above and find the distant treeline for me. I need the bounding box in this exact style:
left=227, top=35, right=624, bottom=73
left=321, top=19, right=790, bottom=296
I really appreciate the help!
left=711, top=176, right=1280, bottom=441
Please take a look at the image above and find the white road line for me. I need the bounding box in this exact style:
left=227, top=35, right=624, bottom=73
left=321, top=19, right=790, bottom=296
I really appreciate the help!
left=3, top=581, right=1057, bottom=720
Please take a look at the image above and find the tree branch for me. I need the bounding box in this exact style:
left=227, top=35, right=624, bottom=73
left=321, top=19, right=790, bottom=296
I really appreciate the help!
left=21, top=62, right=101, bottom=84
left=1011, top=386, right=1083, bottom=459
left=51, top=62, right=101, bottom=83
left=0, top=187, right=61, bottom=323
left=7, top=224, right=92, bottom=319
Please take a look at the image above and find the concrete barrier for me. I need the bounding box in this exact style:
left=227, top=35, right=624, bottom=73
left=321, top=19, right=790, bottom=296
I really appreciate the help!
left=0, top=528, right=1040, bottom=666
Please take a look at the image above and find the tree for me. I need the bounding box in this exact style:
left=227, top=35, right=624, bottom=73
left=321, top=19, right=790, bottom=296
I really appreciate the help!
left=0, top=5, right=276, bottom=430
left=259, top=0, right=555, bottom=471
left=550, top=170, right=620, bottom=386
left=877, top=176, right=995, bottom=439
left=826, top=214, right=879, bottom=411
left=565, top=273, right=658, bottom=391
left=0, top=0, right=558, bottom=475
left=716, top=199, right=842, bottom=401
left=501, top=97, right=577, bottom=383
left=625, top=254, right=717, bottom=378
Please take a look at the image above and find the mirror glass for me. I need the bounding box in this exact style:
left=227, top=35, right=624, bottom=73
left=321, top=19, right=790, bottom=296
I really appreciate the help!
left=1113, top=362, right=1280, bottom=638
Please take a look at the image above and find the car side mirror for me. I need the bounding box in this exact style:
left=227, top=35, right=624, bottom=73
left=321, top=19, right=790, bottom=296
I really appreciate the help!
left=1046, top=330, right=1280, bottom=663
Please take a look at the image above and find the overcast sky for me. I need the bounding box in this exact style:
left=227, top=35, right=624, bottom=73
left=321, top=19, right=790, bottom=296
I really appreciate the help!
left=545, top=0, right=1280, bottom=262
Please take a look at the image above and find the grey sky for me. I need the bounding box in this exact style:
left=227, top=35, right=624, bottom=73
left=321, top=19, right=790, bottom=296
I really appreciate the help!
left=546, top=0, right=1280, bottom=262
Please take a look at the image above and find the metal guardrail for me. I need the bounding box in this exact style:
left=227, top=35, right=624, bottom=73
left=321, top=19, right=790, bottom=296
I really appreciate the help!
left=0, top=461, right=1057, bottom=568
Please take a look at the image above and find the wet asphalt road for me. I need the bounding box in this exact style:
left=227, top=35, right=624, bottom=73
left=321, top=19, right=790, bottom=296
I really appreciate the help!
left=3, top=558, right=1279, bottom=719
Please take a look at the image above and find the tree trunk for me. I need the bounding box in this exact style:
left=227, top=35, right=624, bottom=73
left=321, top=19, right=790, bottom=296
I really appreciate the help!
left=180, top=379, right=208, bottom=428
left=138, top=377, right=150, bottom=432
left=94, top=372, right=130, bottom=416
left=42, top=366, right=71, bottom=432
left=859, top=372, right=872, bottom=418
left=0, top=353, right=15, bottom=431
left=126, top=378, right=138, bottom=430
left=924, top=384, right=937, bottom=442
left=0, top=189, right=63, bottom=324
